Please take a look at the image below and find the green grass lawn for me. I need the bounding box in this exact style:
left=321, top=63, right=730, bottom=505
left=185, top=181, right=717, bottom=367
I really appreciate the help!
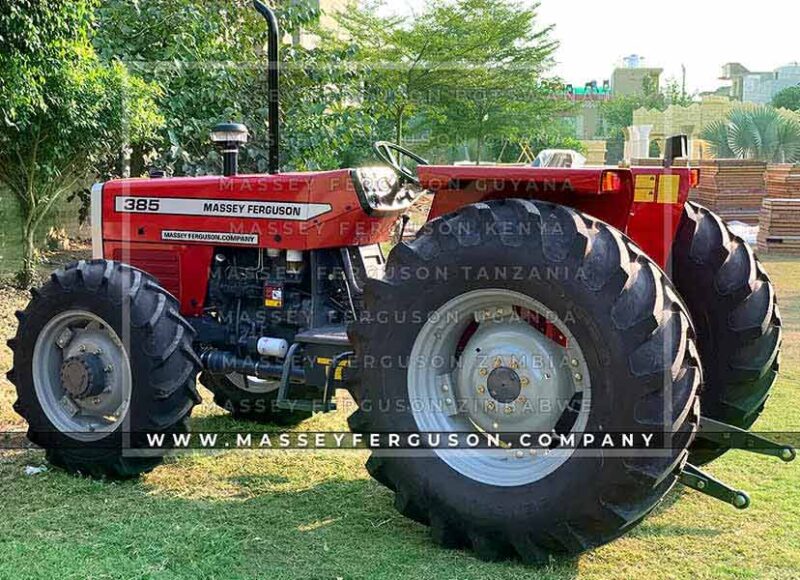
left=0, top=258, right=798, bottom=579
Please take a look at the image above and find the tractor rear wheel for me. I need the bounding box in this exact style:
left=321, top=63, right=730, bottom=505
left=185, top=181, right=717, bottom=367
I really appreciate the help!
left=670, top=202, right=781, bottom=465
left=199, top=372, right=311, bottom=426
left=348, top=200, right=700, bottom=562
left=7, top=260, right=202, bottom=478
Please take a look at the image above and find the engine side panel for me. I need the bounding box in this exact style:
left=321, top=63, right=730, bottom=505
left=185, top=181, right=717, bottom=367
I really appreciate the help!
left=97, top=169, right=402, bottom=314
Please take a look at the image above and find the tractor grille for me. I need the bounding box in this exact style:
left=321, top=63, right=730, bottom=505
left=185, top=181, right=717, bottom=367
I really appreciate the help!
left=111, top=248, right=180, bottom=297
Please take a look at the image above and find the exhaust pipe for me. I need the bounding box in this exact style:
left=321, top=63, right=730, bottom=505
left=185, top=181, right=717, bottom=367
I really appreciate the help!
left=253, top=0, right=280, bottom=174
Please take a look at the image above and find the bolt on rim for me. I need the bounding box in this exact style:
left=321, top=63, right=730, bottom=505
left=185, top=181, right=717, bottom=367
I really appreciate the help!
left=32, top=310, right=132, bottom=442
left=407, top=289, right=592, bottom=487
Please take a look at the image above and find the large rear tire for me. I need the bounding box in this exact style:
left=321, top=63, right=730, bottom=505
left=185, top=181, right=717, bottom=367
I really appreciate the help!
left=7, top=260, right=202, bottom=478
left=670, top=202, right=781, bottom=465
left=348, top=200, right=700, bottom=562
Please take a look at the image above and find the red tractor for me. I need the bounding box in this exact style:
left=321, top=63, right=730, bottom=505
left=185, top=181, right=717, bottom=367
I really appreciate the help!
left=6, top=1, right=793, bottom=563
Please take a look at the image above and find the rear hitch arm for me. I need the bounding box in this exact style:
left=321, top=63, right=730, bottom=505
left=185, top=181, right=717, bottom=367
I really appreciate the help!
left=678, top=463, right=751, bottom=510
left=697, top=416, right=796, bottom=462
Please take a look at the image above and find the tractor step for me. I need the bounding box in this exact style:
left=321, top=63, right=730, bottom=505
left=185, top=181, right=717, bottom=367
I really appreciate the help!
left=678, top=463, right=750, bottom=509
left=697, top=416, right=796, bottom=462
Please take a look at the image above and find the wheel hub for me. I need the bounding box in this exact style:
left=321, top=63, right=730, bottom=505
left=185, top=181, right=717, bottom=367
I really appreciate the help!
left=60, top=354, right=107, bottom=399
left=487, top=367, right=521, bottom=403
left=33, top=310, right=132, bottom=442
left=408, top=289, right=593, bottom=487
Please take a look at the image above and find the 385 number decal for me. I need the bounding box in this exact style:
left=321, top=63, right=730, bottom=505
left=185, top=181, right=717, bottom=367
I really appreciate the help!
left=121, top=198, right=161, bottom=212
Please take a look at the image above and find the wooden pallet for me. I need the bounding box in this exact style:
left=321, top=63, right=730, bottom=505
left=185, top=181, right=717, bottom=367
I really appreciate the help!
left=690, top=160, right=767, bottom=224
left=765, top=163, right=800, bottom=198
left=757, top=198, right=800, bottom=254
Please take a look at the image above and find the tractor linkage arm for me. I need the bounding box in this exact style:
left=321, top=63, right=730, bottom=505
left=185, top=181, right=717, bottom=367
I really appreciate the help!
left=677, top=416, right=795, bottom=509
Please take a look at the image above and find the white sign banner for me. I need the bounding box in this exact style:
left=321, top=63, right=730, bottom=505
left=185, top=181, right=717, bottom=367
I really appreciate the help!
left=115, top=196, right=332, bottom=221
left=161, top=230, right=259, bottom=245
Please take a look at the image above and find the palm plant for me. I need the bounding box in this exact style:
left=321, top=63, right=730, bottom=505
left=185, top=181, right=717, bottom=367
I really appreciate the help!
left=700, top=105, right=800, bottom=162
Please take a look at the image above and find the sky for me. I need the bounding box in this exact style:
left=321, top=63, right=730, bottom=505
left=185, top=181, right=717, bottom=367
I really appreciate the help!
left=379, top=0, right=796, bottom=94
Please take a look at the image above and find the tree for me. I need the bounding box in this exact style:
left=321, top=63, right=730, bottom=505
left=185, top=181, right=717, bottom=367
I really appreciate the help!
left=421, top=0, right=567, bottom=164
left=700, top=106, right=800, bottom=162
left=771, top=86, right=800, bottom=112
left=0, top=0, right=162, bottom=285
left=93, top=0, right=384, bottom=175
left=335, top=0, right=566, bottom=160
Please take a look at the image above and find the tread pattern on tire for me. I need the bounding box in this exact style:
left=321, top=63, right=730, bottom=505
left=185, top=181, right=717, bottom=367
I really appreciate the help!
left=671, top=202, right=781, bottom=464
left=7, top=260, right=201, bottom=479
left=347, top=199, right=701, bottom=562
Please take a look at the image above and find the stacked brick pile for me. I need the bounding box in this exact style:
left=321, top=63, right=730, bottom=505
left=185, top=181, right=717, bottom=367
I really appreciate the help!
left=757, top=198, right=800, bottom=255
left=765, top=164, right=800, bottom=198
left=689, top=160, right=767, bottom=224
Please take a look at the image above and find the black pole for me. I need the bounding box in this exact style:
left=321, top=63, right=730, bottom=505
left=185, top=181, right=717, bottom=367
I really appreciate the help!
left=253, top=0, right=280, bottom=174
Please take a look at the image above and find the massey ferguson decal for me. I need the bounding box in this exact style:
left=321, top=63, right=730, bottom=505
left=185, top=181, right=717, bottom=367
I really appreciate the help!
left=115, top=196, right=332, bottom=221
left=161, top=230, right=259, bottom=245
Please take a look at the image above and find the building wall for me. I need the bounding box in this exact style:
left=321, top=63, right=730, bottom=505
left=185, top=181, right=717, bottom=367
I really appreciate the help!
left=742, top=65, right=800, bottom=104
left=610, top=67, right=663, bottom=97
left=632, top=96, right=800, bottom=159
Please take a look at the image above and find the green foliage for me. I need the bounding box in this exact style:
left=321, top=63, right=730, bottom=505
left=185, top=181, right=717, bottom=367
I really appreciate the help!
left=335, top=0, right=567, bottom=163
left=93, top=0, right=382, bottom=174
left=0, top=0, right=162, bottom=285
left=700, top=105, right=800, bottom=162
left=771, top=85, right=800, bottom=112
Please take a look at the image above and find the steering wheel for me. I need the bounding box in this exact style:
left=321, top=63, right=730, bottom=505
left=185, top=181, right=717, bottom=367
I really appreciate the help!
left=373, top=141, right=429, bottom=185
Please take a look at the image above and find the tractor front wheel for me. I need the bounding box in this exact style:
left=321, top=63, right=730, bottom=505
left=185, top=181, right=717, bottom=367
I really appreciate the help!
left=348, top=200, right=700, bottom=561
left=7, top=260, right=202, bottom=478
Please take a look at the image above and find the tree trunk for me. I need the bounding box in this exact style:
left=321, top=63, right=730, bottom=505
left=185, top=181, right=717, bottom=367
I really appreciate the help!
left=19, top=219, right=36, bottom=288
left=395, top=107, right=405, bottom=145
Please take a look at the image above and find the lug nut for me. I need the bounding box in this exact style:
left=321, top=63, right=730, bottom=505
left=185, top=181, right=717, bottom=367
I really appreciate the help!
left=492, top=422, right=499, bottom=430
left=504, top=406, right=513, bottom=415
left=574, top=372, right=582, bottom=381
left=79, top=345, right=86, bottom=353
left=493, top=357, right=502, bottom=368
left=487, top=402, right=496, bottom=411
left=571, top=359, right=579, bottom=367
left=442, top=384, right=449, bottom=392
left=477, top=385, right=486, bottom=394
left=479, top=368, right=488, bottom=376
left=521, top=377, right=530, bottom=386
left=515, top=450, right=524, bottom=458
